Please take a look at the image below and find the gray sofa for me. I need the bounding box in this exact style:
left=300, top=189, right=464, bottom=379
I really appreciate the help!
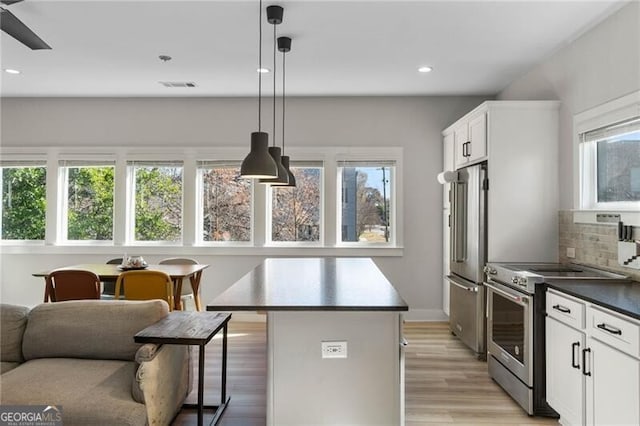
left=0, top=300, right=190, bottom=426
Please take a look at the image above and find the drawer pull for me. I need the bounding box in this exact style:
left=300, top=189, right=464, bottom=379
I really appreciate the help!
left=597, top=323, right=622, bottom=335
left=552, top=304, right=571, bottom=314
left=582, top=348, right=591, bottom=377
left=571, top=341, right=580, bottom=369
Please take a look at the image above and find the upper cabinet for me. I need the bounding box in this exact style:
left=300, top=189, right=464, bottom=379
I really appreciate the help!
left=453, top=111, right=487, bottom=168
left=442, top=101, right=561, bottom=262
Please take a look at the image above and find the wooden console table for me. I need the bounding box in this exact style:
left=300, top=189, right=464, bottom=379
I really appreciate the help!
left=134, top=311, right=231, bottom=426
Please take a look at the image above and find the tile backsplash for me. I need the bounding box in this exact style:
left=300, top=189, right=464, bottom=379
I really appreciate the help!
left=559, top=210, right=640, bottom=281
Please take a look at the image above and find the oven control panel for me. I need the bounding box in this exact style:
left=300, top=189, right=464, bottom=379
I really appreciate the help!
left=511, top=275, right=528, bottom=288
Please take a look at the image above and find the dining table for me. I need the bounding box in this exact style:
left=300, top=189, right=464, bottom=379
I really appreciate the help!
left=33, top=263, right=209, bottom=311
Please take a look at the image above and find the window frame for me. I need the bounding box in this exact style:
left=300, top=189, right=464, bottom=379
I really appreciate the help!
left=575, top=90, right=640, bottom=213
left=0, top=146, right=404, bottom=254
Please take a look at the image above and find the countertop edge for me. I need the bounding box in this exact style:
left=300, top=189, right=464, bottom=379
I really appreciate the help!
left=206, top=305, right=409, bottom=312
left=545, top=282, right=640, bottom=321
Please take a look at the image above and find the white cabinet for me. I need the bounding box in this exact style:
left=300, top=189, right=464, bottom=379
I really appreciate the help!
left=453, top=111, right=487, bottom=168
left=442, top=101, right=560, bottom=263
left=546, top=315, right=586, bottom=426
left=545, top=289, right=640, bottom=426
left=586, top=338, right=640, bottom=426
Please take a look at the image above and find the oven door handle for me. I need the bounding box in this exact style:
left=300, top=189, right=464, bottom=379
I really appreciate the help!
left=485, top=282, right=528, bottom=306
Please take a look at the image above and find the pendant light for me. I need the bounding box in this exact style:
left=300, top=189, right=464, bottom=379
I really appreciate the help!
left=241, top=0, right=277, bottom=179
left=259, top=5, right=289, bottom=185
left=278, top=36, right=296, bottom=187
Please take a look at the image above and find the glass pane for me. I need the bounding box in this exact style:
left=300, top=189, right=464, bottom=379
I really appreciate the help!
left=1, top=166, right=47, bottom=240
left=66, top=166, right=114, bottom=240
left=341, top=165, right=392, bottom=242
left=492, top=294, right=525, bottom=364
left=271, top=167, right=321, bottom=242
left=134, top=165, right=183, bottom=241
left=596, top=130, right=640, bottom=202
left=201, top=167, right=251, bottom=242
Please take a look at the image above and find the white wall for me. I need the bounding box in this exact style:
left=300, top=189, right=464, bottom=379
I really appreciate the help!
left=497, top=1, right=640, bottom=210
left=0, top=95, right=487, bottom=319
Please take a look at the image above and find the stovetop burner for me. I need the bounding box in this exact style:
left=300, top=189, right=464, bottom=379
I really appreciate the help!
left=484, top=262, right=628, bottom=294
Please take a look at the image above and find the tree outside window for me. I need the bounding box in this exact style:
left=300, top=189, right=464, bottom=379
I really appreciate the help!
left=63, top=163, right=114, bottom=240
left=1, top=165, right=46, bottom=240
left=340, top=163, right=393, bottom=243
left=131, top=162, right=183, bottom=242
left=199, top=163, right=251, bottom=242
left=271, top=166, right=322, bottom=242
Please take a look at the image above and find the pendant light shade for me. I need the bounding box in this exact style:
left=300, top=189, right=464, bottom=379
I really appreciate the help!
left=241, top=0, right=277, bottom=179
left=281, top=155, right=296, bottom=187
left=241, top=131, right=277, bottom=178
left=259, top=5, right=289, bottom=186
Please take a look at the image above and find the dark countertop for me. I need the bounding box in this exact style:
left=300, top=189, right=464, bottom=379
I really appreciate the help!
left=207, top=257, right=408, bottom=312
left=545, top=279, right=640, bottom=320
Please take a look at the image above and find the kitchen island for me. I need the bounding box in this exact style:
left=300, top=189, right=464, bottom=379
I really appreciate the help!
left=207, top=257, right=408, bottom=426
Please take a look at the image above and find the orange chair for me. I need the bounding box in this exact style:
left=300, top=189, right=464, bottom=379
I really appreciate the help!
left=47, top=269, right=101, bottom=302
left=114, top=270, right=174, bottom=311
left=159, top=257, right=200, bottom=311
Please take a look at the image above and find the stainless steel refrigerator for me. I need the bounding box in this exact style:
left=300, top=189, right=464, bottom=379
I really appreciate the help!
left=446, top=162, right=487, bottom=359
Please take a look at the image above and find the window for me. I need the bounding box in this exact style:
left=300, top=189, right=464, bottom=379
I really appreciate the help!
left=1, top=162, right=47, bottom=240
left=338, top=161, right=395, bottom=244
left=580, top=117, right=640, bottom=210
left=60, top=161, right=115, bottom=241
left=197, top=161, right=252, bottom=243
left=269, top=162, right=323, bottom=243
left=128, top=161, right=183, bottom=243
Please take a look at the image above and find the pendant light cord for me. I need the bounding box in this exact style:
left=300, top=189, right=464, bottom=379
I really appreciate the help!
left=272, top=21, right=277, bottom=147
left=282, top=48, right=286, bottom=154
left=258, top=0, right=263, bottom=132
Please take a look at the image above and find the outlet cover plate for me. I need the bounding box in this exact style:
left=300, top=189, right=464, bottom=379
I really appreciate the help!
left=321, top=341, right=347, bottom=359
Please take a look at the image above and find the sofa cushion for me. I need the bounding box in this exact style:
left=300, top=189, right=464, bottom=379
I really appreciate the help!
left=0, top=358, right=147, bottom=426
left=0, top=361, right=21, bottom=374
left=22, top=300, right=168, bottom=361
left=0, top=304, right=30, bottom=363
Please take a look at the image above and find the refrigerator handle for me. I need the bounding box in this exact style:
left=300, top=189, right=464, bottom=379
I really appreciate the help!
left=452, top=181, right=467, bottom=262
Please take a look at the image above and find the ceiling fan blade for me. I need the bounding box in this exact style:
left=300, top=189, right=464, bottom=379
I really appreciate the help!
left=1, top=1, right=24, bottom=5
left=1, top=7, right=51, bottom=50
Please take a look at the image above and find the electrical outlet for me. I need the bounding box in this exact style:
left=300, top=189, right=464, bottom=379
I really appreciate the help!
left=566, top=247, right=576, bottom=258
left=321, top=341, right=347, bottom=359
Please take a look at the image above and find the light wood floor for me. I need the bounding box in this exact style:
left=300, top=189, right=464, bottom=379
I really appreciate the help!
left=172, top=321, right=559, bottom=425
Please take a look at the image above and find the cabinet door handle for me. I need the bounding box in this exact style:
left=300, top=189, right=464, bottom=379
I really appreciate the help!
left=466, top=141, right=471, bottom=157
left=552, top=304, right=571, bottom=314
left=597, top=323, right=622, bottom=335
left=571, top=341, right=580, bottom=369
left=582, top=348, right=591, bottom=376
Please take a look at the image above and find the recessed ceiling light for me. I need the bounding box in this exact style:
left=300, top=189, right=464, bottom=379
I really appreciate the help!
left=418, top=66, right=433, bottom=73
left=257, top=67, right=271, bottom=73
left=4, top=69, right=21, bottom=74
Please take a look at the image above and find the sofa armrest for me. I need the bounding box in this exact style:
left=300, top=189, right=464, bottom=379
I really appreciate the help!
left=135, top=343, right=161, bottom=363
left=134, top=344, right=191, bottom=425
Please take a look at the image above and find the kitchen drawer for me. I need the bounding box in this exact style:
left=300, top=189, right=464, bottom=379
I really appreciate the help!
left=587, top=305, right=639, bottom=358
left=546, top=290, right=585, bottom=329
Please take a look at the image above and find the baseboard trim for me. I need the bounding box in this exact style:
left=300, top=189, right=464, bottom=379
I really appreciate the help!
left=403, top=309, right=448, bottom=322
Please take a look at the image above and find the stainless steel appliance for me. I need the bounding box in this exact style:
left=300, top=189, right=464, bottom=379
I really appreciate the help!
left=446, top=162, right=487, bottom=358
left=484, top=262, right=627, bottom=416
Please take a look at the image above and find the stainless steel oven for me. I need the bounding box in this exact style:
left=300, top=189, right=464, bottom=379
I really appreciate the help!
left=486, top=280, right=533, bottom=388
left=484, top=262, right=627, bottom=417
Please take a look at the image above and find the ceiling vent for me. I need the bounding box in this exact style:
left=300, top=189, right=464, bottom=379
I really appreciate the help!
left=159, top=82, right=196, bottom=88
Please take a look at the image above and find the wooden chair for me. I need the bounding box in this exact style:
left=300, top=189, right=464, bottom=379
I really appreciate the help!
left=47, top=269, right=101, bottom=302
left=114, top=270, right=174, bottom=311
left=159, top=257, right=201, bottom=311
left=101, top=257, right=123, bottom=298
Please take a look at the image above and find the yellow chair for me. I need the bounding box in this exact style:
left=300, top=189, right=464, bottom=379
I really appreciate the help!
left=114, top=270, right=174, bottom=311
left=159, top=257, right=199, bottom=311
left=48, top=269, right=101, bottom=302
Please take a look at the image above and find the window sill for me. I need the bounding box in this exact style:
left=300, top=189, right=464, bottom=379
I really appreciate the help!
left=0, top=244, right=404, bottom=257
left=572, top=210, right=640, bottom=226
